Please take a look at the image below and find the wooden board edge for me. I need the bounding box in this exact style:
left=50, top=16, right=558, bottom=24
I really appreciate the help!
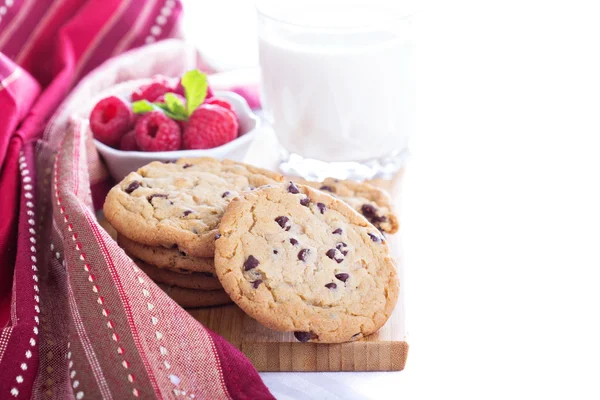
left=242, top=341, right=409, bottom=372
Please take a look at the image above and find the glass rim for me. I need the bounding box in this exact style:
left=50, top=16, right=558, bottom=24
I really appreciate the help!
left=255, top=1, right=413, bottom=31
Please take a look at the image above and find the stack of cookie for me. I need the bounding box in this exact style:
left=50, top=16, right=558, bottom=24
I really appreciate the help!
left=103, top=157, right=284, bottom=308
left=104, top=157, right=401, bottom=343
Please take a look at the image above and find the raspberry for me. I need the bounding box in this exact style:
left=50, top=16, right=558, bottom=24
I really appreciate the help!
left=132, top=76, right=175, bottom=102
left=135, top=111, right=181, bottom=151
left=183, top=104, right=238, bottom=150
left=119, top=130, right=138, bottom=151
left=90, top=96, right=132, bottom=148
left=204, top=98, right=233, bottom=112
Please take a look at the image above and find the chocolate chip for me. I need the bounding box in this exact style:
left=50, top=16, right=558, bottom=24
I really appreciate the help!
left=368, top=233, right=381, bottom=243
left=183, top=163, right=192, bottom=168
left=215, top=233, right=221, bottom=240
left=183, top=210, right=192, bottom=216
left=148, top=193, right=168, bottom=202
left=336, top=242, right=348, bottom=249
left=361, top=204, right=377, bottom=217
left=288, top=181, right=300, bottom=194
left=298, top=248, right=310, bottom=261
left=222, top=191, right=230, bottom=198
left=325, top=282, right=337, bottom=289
left=273, top=250, right=278, bottom=254
left=244, top=255, right=259, bottom=271
left=335, top=273, right=349, bottom=282
left=179, top=250, right=187, bottom=257
left=290, top=238, right=298, bottom=246
left=248, top=186, right=256, bottom=191
left=252, top=280, right=263, bottom=289
left=294, top=331, right=313, bottom=342
left=275, top=216, right=291, bottom=231
left=317, top=203, right=326, bottom=214
left=333, top=228, right=343, bottom=235
left=326, top=249, right=343, bottom=263
left=319, top=185, right=334, bottom=192
left=361, top=204, right=387, bottom=224
left=125, top=181, right=140, bottom=194
left=341, top=250, right=348, bottom=256
left=300, top=197, right=310, bottom=207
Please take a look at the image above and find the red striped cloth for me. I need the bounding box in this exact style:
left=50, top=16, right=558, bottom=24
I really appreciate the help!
left=0, top=1, right=273, bottom=398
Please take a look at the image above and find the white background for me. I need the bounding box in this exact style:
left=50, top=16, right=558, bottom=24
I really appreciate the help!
left=182, top=1, right=600, bottom=398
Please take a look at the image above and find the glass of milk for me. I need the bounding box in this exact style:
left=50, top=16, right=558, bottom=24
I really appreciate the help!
left=257, top=0, right=414, bottom=181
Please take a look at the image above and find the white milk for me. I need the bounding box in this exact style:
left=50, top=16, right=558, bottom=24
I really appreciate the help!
left=258, top=11, right=414, bottom=163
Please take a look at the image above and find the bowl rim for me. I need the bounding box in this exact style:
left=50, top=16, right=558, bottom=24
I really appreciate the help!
left=93, top=90, right=260, bottom=158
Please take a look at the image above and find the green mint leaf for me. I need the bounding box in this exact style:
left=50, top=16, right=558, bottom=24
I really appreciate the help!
left=162, top=110, right=188, bottom=121
left=132, top=100, right=155, bottom=114
left=181, top=70, right=208, bottom=116
left=164, top=93, right=188, bottom=118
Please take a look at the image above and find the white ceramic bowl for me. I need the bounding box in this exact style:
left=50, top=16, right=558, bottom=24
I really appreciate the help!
left=85, top=79, right=261, bottom=181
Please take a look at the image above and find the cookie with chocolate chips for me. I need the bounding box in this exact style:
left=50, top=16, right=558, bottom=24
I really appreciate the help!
left=293, top=177, right=399, bottom=234
left=118, top=234, right=216, bottom=274
left=214, top=182, right=399, bottom=343
left=103, top=157, right=283, bottom=258
left=133, top=257, right=222, bottom=290
left=156, top=284, right=232, bottom=308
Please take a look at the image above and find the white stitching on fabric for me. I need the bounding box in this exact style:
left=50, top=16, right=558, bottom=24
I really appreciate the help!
left=145, top=0, right=175, bottom=44
left=130, top=262, right=197, bottom=400
left=11, top=152, right=40, bottom=398
left=54, top=156, right=139, bottom=398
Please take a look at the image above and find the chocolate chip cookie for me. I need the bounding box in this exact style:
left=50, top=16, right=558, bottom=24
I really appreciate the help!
left=294, top=177, right=399, bottom=234
left=215, top=182, right=399, bottom=343
left=133, top=257, right=222, bottom=290
left=103, top=158, right=283, bottom=257
left=118, top=234, right=215, bottom=274
left=157, top=284, right=232, bottom=308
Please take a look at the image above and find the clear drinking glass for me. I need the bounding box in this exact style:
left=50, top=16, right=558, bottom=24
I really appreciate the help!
left=257, top=1, right=414, bottom=181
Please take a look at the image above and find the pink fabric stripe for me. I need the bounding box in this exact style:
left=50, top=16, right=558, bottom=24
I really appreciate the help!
left=72, top=0, right=143, bottom=81
left=124, top=0, right=168, bottom=51
left=0, top=0, right=30, bottom=51
left=14, top=0, right=68, bottom=65
left=0, top=0, right=47, bottom=59
left=70, top=0, right=133, bottom=83
left=110, top=0, right=158, bottom=56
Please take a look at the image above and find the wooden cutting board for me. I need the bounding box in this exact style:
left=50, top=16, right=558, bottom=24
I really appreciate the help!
left=98, top=174, right=408, bottom=372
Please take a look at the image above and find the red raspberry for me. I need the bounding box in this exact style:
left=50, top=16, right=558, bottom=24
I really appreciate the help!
left=89, top=96, right=132, bottom=148
left=204, top=97, right=233, bottom=112
left=132, top=76, right=175, bottom=102
left=119, top=130, right=138, bottom=151
left=183, top=104, right=238, bottom=150
left=135, top=111, right=181, bottom=152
